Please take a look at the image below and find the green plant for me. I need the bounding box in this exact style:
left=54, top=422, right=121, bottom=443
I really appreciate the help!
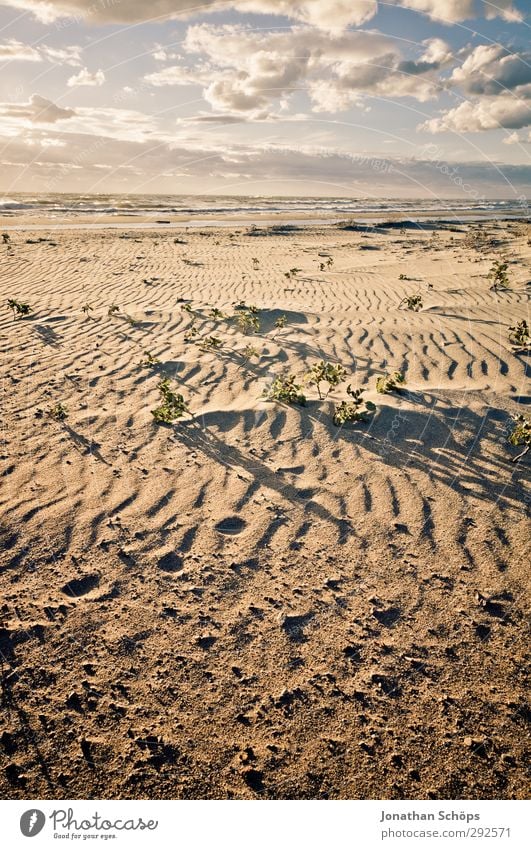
left=198, top=335, right=223, bottom=352
left=48, top=402, right=69, bottom=421
left=140, top=351, right=161, bottom=368
left=376, top=372, right=406, bottom=394
left=273, top=314, right=287, bottom=337
left=234, top=310, right=260, bottom=333
left=234, top=301, right=259, bottom=315
left=398, top=294, right=423, bottom=311
left=508, top=320, right=530, bottom=352
left=108, top=304, right=120, bottom=316
left=488, top=259, right=510, bottom=291
left=238, top=344, right=260, bottom=367
left=181, top=303, right=195, bottom=314
left=81, top=303, right=93, bottom=316
left=7, top=298, right=32, bottom=320
left=209, top=307, right=226, bottom=320
left=263, top=374, right=306, bottom=406
left=184, top=324, right=198, bottom=342
left=508, top=414, right=530, bottom=462
left=305, top=360, right=347, bottom=399
left=151, top=378, right=189, bottom=424
left=333, top=386, right=376, bottom=426
left=464, top=229, right=483, bottom=250
left=284, top=268, right=301, bottom=281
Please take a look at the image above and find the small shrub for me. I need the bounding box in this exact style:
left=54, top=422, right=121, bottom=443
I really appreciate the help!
left=235, top=310, right=260, bottom=333
left=284, top=268, right=301, bottom=281
left=7, top=298, right=32, bottom=320
left=81, top=303, right=93, bottom=316
left=107, top=304, right=120, bottom=316
left=398, top=294, right=423, bottom=311
left=209, top=307, right=226, bottom=320
left=508, top=414, right=530, bottom=462
left=508, top=319, right=530, bottom=352
left=333, top=386, right=376, bottom=426
left=48, top=402, right=68, bottom=421
left=252, top=257, right=259, bottom=269
left=198, top=335, right=223, bottom=352
left=140, top=351, right=161, bottom=368
left=234, top=301, right=259, bottom=315
left=464, top=229, right=485, bottom=251
left=184, top=324, right=198, bottom=342
left=151, top=378, right=189, bottom=424
left=488, top=259, right=510, bottom=291
left=273, top=315, right=287, bottom=337
left=263, top=374, right=306, bottom=406
left=2, top=233, right=10, bottom=244
left=239, top=344, right=260, bottom=365
left=376, top=372, right=406, bottom=394
left=398, top=273, right=411, bottom=280
left=181, top=303, right=194, bottom=314
left=305, top=360, right=347, bottom=399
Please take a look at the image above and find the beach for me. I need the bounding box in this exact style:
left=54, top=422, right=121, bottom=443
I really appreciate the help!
left=0, top=217, right=529, bottom=800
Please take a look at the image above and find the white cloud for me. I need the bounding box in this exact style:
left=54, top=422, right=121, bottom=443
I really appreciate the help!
left=67, top=67, right=105, bottom=87
left=0, top=39, right=41, bottom=61
left=147, top=25, right=451, bottom=115
left=422, top=44, right=531, bottom=134
left=146, top=65, right=210, bottom=86
left=0, top=0, right=524, bottom=28
left=1, top=125, right=529, bottom=196
left=152, top=44, right=182, bottom=61
left=41, top=45, right=82, bottom=66
left=0, top=39, right=82, bottom=65
left=503, top=129, right=531, bottom=144
left=422, top=95, right=531, bottom=132
left=0, top=95, right=155, bottom=143
left=450, top=45, right=531, bottom=96
left=389, top=1, right=522, bottom=22
left=0, top=94, right=75, bottom=124
left=65, top=106, right=158, bottom=142
left=482, top=0, right=523, bottom=21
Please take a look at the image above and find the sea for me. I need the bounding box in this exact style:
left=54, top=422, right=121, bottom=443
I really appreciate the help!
left=0, top=194, right=528, bottom=225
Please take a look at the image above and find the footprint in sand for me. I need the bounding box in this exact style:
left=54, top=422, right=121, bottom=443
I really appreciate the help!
left=61, top=574, right=100, bottom=598
left=157, top=551, right=183, bottom=573
left=214, top=516, right=247, bottom=535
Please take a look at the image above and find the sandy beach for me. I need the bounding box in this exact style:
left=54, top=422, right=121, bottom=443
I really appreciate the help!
left=0, top=218, right=529, bottom=800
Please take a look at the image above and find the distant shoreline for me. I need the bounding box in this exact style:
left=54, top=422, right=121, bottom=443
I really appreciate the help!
left=1, top=211, right=528, bottom=231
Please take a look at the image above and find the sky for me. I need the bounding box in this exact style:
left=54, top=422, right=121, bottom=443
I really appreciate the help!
left=0, top=0, right=529, bottom=198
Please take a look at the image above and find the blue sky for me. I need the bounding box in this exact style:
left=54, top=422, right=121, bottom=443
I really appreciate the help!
left=0, top=0, right=529, bottom=197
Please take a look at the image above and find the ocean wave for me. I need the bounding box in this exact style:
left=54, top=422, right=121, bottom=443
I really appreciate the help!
left=0, top=194, right=526, bottom=218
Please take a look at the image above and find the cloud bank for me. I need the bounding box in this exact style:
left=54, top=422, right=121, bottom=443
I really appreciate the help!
left=0, top=0, right=524, bottom=28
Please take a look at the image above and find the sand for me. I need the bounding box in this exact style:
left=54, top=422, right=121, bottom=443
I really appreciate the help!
left=0, top=219, right=529, bottom=800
